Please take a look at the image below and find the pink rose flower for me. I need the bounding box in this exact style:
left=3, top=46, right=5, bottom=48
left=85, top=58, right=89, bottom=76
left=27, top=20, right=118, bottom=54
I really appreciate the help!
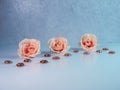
left=18, top=39, right=40, bottom=59
left=80, top=34, right=98, bottom=51
left=48, top=37, right=70, bottom=53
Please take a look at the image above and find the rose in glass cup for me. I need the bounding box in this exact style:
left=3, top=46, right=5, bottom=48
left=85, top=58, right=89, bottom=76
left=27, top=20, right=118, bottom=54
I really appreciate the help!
left=80, top=34, right=98, bottom=51
left=18, top=39, right=40, bottom=59
left=48, top=37, right=70, bottom=54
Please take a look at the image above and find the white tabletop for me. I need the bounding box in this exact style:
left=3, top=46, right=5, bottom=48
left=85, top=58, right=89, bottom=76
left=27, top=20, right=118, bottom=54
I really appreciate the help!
left=0, top=43, right=120, bottom=90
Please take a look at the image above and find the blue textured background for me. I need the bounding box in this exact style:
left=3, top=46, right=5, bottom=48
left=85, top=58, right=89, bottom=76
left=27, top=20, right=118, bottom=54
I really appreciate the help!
left=0, top=0, right=120, bottom=51
left=1, top=1, right=120, bottom=90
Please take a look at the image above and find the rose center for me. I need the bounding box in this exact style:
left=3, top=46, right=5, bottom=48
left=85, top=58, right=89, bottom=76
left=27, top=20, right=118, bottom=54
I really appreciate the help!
left=83, top=40, right=94, bottom=48
left=86, top=40, right=91, bottom=45
left=24, top=46, right=36, bottom=54
left=52, top=40, right=65, bottom=52
left=54, top=41, right=63, bottom=49
left=28, top=47, right=35, bottom=53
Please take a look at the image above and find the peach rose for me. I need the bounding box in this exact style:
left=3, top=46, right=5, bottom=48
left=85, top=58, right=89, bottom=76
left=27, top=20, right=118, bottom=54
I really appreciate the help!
left=80, top=34, right=98, bottom=51
left=48, top=37, right=70, bottom=53
left=18, top=39, right=40, bottom=59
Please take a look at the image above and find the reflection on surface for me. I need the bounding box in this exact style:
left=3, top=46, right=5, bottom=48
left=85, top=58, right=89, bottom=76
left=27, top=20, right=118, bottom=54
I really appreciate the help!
left=82, top=52, right=97, bottom=64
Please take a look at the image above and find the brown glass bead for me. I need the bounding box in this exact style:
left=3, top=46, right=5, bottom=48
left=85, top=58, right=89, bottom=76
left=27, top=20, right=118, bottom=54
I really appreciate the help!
left=102, top=48, right=109, bottom=51
left=96, top=50, right=102, bottom=53
left=4, top=60, right=13, bottom=64
left=64, top=53, right=72, bottom=57
left=24, top=59, right=31, bottom=63
left=52, top=56, right=60, bottom=60
left=83, top=51, right=89, bottom=55
left=108, top=51, right=115, bottom=54
left=73, top=50, right=79, bottom=53
left=40, top=60, right=48, bottom=64
left=44, top=53, right=51, bottom=57
left=16, top=63, right=24, bottom=67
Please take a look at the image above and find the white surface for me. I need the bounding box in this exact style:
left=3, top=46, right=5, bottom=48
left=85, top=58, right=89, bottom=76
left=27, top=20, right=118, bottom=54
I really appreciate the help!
left=0, top=43, right=120, bottom=90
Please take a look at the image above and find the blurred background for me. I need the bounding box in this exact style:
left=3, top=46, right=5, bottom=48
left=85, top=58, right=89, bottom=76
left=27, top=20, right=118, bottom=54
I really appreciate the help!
left=0, top=0, right=120, bottom=52
left=0, top=1, right=120, bottom=89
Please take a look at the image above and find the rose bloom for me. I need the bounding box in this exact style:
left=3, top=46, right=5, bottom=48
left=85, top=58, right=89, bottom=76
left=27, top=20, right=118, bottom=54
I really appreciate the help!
left=18, top=39, right=40, bottom=59
left=80, top=34, right=98, bottom=51
left=48, top=37, right=70, bottom=53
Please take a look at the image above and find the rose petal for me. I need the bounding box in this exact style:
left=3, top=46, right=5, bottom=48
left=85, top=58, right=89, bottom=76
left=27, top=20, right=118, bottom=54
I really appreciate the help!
left=80, top=34, right=98, bottom=51
left=18, top=39, right=40, bottom=59
left=48, top=37, right=70, bottom=53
